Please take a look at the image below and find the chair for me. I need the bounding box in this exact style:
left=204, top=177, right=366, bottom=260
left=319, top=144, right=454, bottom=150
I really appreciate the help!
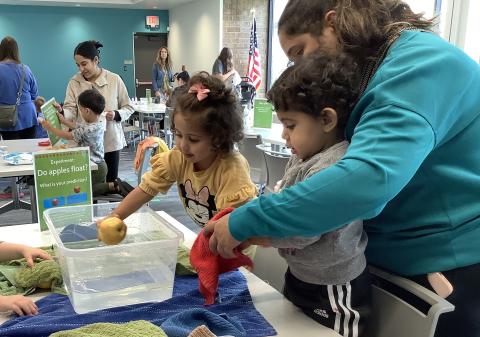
left=252, top=246, right=288, bottom=292
left=368, top=266, right=455, bottom=337
left=163, top=107, right=174, bottom=149
left=237, top=135, right=267, bottom=189
left=261, top=146, right=290, bottom=194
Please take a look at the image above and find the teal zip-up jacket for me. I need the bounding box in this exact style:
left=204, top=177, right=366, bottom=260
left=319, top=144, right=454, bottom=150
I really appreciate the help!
left=230, top=31, right=480, bottom=276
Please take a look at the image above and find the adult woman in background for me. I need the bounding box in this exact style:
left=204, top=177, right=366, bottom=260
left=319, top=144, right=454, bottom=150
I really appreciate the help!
left=152, top=46, right=174, bottom=99
left=0, top=36, right=39, bottom=139
left=205, top=1, right=480, bottom=336
left=60, top=40, right=133, bottom=183
left=212, top=47, right=241, bottom=96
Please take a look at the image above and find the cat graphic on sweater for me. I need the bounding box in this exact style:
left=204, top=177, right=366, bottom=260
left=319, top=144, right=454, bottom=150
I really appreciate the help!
left=179, top=179, right=217, bottom=227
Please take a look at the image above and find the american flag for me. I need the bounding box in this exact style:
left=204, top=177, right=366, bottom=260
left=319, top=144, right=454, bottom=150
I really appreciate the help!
left=247, top=16, right=262, bottom=91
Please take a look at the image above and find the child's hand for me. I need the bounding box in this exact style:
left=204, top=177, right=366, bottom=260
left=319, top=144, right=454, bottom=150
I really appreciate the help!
left=20, top=246, right=52, bottom=267
left=0, top=295, right=38, bottom=316
left=39, top=119, right=52, bottom=131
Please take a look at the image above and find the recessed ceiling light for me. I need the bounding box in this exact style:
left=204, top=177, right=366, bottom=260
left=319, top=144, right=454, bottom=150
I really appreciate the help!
left=153, top=6, right=158, bottom=9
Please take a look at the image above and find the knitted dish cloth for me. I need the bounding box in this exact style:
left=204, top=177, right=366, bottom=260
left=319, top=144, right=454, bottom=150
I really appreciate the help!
left=190, top=208, right=253, bottom=305
left=48, top=320, right=167, bottom=337
left=160, top=308, right=245, bottom=337
left=188, top=325, right=217, bottom=337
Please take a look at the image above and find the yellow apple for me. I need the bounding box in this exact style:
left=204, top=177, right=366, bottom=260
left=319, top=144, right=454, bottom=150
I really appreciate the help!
left=98, top=217, right=127, bottom=245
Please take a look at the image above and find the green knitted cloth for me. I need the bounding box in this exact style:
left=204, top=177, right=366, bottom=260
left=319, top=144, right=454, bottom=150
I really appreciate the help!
left=0, top=245, right=194, bottom=297
left=0, top=247, right=66, bottom=295
left=176, top=245, right=196, bottom=276
left=49, top=320, right=167, bottom=337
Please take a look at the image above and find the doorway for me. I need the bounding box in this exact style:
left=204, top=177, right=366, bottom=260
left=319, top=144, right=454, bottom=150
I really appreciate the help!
left=133, top=32, right=168, bottom=99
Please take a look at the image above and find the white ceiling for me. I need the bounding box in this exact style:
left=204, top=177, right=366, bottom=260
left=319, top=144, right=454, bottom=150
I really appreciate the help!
left=0, top=0, right=196, bottom=10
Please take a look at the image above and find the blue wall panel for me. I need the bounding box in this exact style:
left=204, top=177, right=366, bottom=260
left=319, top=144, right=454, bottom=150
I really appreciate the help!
left=0, top=5, right=168, bottom=100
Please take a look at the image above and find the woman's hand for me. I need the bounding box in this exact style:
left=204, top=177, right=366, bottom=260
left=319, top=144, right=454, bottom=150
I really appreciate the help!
left=0, top=295, right=38, bottom=316
left=104, top=110, right=115, bottom=121
left=204, top=213, right=241, bottom=258
left=52, top=102, right=63, bottom=113
left=155, top=90, right=161, bottom=97
left=20, top=246, right=52, bottom=267
left=56, top=111, right=66, bottom=125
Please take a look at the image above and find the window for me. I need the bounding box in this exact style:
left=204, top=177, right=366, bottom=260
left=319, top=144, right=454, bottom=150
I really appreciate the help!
left=464, top=0, right=480, bottom=63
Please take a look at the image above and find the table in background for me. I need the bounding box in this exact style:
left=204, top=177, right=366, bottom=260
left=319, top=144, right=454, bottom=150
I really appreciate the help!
left=0, top=211, right=340, bottom=337
left=245, top=124, right=286, bottom=152
left=0, top=139, right=98, bottom=223
left=132, top=103, right=166, bottom=140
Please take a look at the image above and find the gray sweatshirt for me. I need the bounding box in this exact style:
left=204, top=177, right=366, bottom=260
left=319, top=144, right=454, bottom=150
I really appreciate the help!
left=270, top=141, right=367, bottom=285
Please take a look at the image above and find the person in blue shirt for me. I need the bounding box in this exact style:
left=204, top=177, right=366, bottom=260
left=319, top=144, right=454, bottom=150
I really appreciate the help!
left=152, top=46, right=174, bottom=100
left=205, top=1, right=480, bottom=336
left=0, top=36, right=39, bottom=139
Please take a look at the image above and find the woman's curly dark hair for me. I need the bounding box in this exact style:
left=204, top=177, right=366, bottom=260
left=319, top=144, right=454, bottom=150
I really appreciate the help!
left=172, top=72, right=244, bottom=154
left=267, top=52, right=359, bottom=130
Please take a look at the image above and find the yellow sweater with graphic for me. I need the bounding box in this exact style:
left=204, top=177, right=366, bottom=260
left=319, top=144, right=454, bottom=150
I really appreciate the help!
left=139, top=148, right=258, bottom=228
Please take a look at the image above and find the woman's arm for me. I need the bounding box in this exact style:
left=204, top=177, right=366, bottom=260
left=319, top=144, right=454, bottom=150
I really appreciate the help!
left=228, top=106, right=435, bottom=241
left=62, top=81, right=79, bottom=121
left=28, top=67, right=39, bottom=101
left=152, top=64, right=159, bottom=93
left=114, top=75, right=134, bottom=122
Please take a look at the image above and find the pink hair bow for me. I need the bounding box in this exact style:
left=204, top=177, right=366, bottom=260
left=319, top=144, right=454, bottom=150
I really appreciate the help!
left=188, top=83, right=211, bottom=101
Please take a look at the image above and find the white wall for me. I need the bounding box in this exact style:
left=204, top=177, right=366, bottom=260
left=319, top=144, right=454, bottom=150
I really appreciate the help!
left=169, top=0, right=222, bottom=75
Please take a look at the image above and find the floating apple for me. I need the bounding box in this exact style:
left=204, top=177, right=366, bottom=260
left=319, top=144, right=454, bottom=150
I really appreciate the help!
left=74, top=186, right=81, bottom=193
left=52, top=198, right=59, bottom=206
left=98, top=217, right=127, bottom=245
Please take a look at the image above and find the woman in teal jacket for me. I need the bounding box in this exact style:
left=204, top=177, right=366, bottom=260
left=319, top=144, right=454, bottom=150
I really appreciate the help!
left=205, top=1, right=480, bottom=336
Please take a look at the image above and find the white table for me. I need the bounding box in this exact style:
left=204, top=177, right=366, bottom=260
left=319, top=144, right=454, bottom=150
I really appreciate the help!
left=0, top=211, right=340, bottom=337
left=132, top=103, right=166, bottom=140
left=0, top=139, right=98, bottom=223
left=245, top=124, right=287, bottom=153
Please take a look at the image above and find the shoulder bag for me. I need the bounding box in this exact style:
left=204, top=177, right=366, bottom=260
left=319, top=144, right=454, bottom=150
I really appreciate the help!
left=0, top=64, right=25, bottom=128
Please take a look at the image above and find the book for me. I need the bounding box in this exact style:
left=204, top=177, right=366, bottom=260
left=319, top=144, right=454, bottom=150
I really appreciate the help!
left=40, top=97, right=67, bottom=147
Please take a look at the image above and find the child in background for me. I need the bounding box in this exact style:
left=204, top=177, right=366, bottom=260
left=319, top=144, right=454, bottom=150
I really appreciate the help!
left=109, top=72, right=257, bottom=257
left=166, top=70, right=190, bottom=108
left=0, top=241, right=52, bottom=316
left=33, top=96, right=48, bottom=139
left=247, top=54, right=371, bottom=337
left=40, top=89, right=129, bottom=197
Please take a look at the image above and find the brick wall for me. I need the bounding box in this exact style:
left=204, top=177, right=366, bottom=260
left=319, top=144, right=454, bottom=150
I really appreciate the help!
left=223, top=0, right=269, bottom=96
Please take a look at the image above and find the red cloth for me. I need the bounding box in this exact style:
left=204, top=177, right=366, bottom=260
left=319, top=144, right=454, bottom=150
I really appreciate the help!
left=190, top=208, right=253, bottom=305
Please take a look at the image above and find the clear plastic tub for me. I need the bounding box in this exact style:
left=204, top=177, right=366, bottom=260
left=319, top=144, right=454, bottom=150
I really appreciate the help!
left=44, top=202, right=183, bottom=313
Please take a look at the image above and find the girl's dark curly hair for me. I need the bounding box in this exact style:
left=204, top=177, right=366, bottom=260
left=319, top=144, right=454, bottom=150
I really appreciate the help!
left=172, top=72, right=244, bottom=154
left=267, top=53, right=359, bottom=131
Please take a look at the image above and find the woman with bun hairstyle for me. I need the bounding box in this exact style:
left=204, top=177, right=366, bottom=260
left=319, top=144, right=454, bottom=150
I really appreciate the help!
left=59, top=40, right=134, bottom=184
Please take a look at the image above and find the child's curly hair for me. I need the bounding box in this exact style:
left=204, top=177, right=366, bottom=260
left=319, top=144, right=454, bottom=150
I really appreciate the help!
left=173, top=72, right=244, bottom=154
left=267, top=53, right=359, bottom=130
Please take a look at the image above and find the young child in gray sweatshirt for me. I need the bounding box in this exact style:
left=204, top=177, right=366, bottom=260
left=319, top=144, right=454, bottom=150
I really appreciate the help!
left=253, top=53, right=371, bottom=337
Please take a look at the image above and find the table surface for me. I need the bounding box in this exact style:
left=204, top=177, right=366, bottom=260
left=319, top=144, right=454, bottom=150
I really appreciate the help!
left=0, top=211, right=340, bottom=337
left=0, top=139, right=98, bottom=178
left=245, top=124, right=286, bottom=146
left=132, top=103, right=166, bottom=114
